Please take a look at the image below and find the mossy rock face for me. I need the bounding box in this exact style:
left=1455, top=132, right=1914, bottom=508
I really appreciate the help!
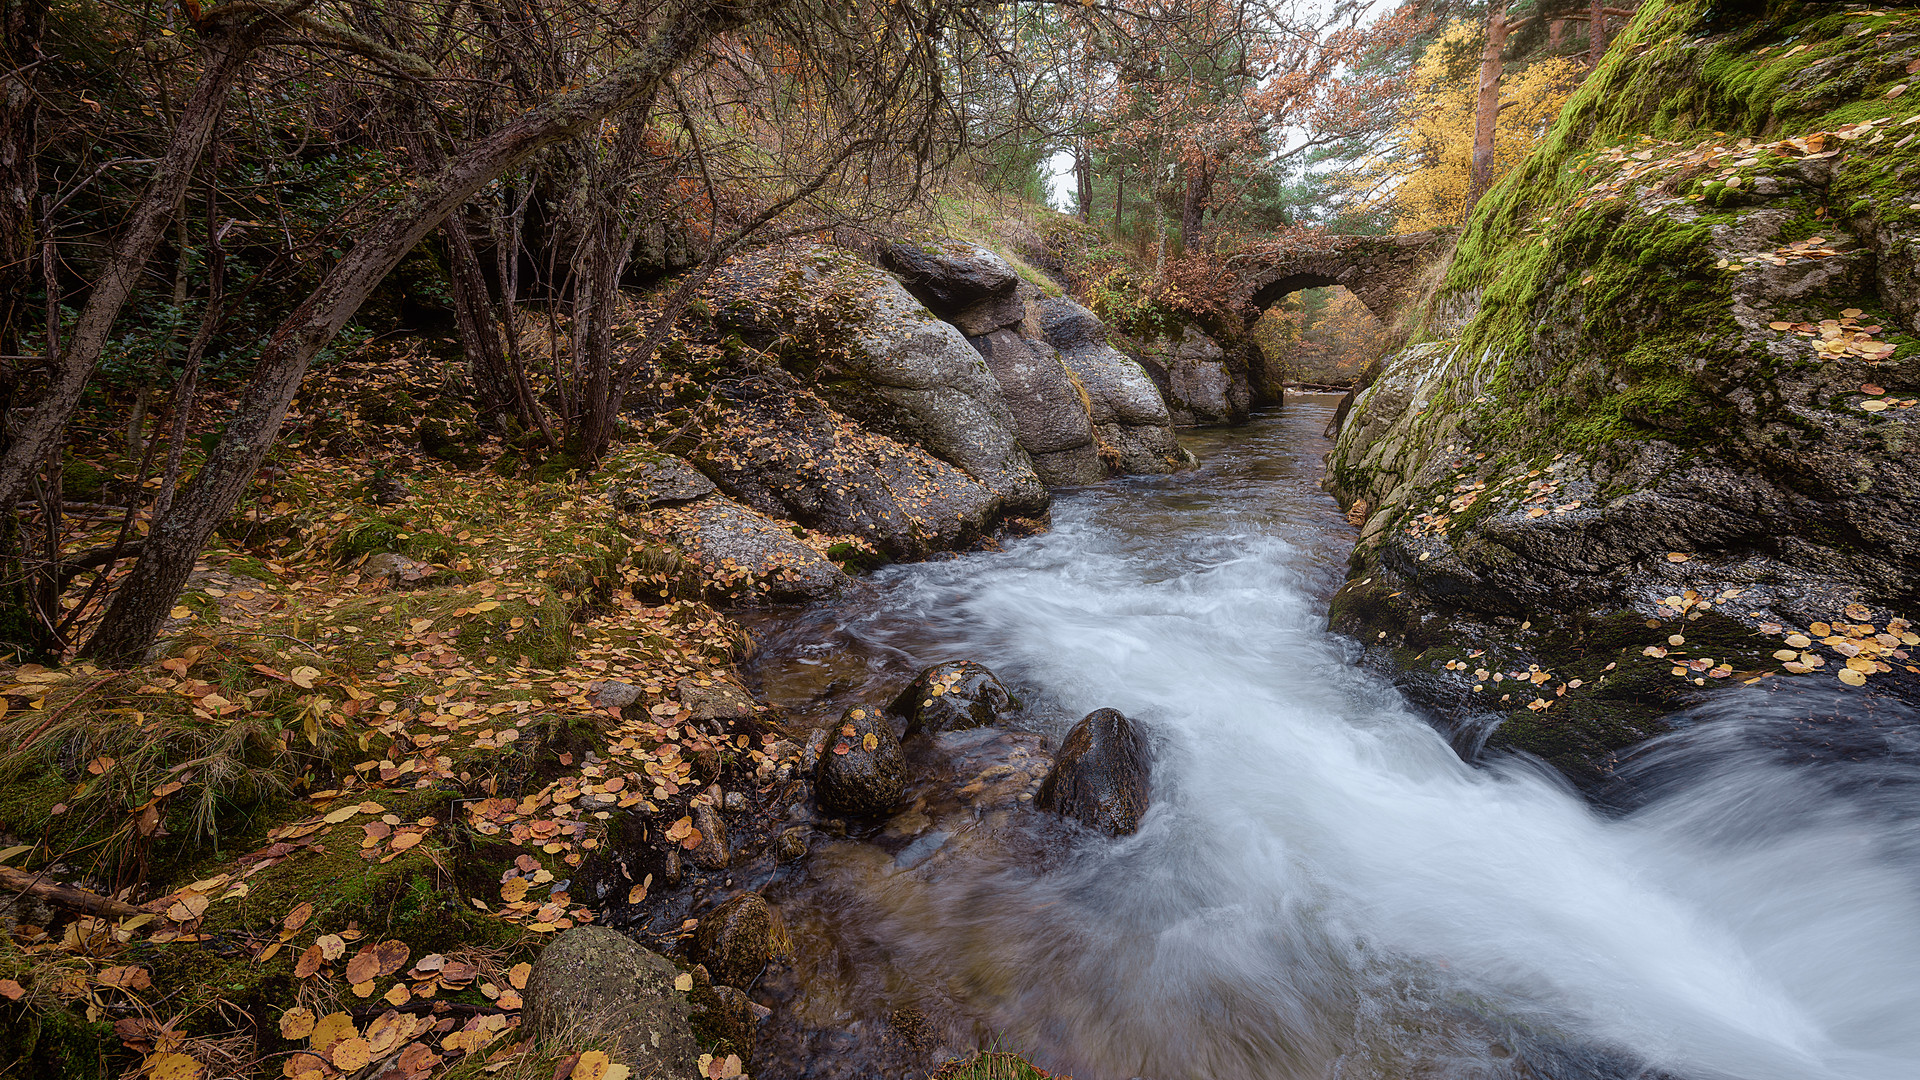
left=0, top=1004, right=114, bottom=1080
left=1323, top=0, right=1920, bottom=784
left=689, top=891, right=777, bottom=989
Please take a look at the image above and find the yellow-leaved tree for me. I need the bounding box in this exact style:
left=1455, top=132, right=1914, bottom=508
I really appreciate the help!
left=1358, top=20, right=1584, bottom=232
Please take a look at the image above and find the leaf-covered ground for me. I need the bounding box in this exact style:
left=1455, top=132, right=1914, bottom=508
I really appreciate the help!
left=0, top=344, right=849, bottom=1080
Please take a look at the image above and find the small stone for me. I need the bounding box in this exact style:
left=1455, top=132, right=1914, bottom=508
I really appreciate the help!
left=523, top=928, right=701, bottom=1077
left=586, top=681, right=645, bottom=713
left=813, top=706, right=906, bottom=817
left=774, top=828, right=808, bottom=863
left=361, top=552, right=435, bottom=589
left=689, top=804, right=729, bottom=870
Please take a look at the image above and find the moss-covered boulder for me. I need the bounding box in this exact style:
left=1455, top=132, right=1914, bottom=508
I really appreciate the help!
left=689, top=891, right=779, bottom=989
left=1324, top=0, right=1920, bottom=783
left=524, top=927, right=702, bottom=1078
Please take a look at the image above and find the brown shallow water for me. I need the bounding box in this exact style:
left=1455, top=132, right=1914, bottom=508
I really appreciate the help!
left=737, top=397, right=1920, bottom=1080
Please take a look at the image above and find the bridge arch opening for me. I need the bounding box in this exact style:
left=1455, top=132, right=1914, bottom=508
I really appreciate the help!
left=1251, top=284, right=1391, bottom=390
left=1248, top=272, right=1345, bottom=315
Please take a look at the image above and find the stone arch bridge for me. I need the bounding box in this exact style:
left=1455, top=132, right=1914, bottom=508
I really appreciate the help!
left=1231, top=228, right=1455, bottom=322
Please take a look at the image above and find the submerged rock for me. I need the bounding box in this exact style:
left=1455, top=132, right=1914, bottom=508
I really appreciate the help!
left=524, top=927, right=702, bottom=1076
left=691, top=891, right=781, bottom=989
left=814, top=705, right=906, bottom=817
left=1037, top=708, right=1150, bottom=835
left=891, top=661, right=1016, bottom=739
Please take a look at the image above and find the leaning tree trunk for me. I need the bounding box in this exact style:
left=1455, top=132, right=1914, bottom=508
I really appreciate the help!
left=83, top=0, right=774, bottom=664
left=1589, top=0, right=1609, bottom=67
left=1468, top=3, right=1512, bottom=211
left=0, top=9, right=273, bottom=513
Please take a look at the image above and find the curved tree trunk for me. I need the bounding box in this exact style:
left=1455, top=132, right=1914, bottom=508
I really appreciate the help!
left=0, top=7, right=284, bottom=514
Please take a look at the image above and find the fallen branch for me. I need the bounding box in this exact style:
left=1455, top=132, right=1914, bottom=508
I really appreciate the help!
left=0, top=864, right=142, bottom=919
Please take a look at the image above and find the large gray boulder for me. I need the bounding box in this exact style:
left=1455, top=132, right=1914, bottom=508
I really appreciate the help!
left=1134, top=323, right=1250, bottom=426
left=683, top=373, right=999, bottom=558
left=662, top=493, right=848, bottom=604
left=969, top=327, right=1105, bottom=487
left=524, top=928, right=702, bottom=1078
left=711, top=246, right=1047, bottom=516
left=1040, top=299, right=1187, bottom=474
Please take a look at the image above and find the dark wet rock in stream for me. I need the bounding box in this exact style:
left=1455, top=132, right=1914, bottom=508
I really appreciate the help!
left=524, top=927, right=702, bottom=1077
left=890, top=660, right=1016, bottom=738
left=691, top=891, right=782, bottom=989
left=1037, top=708, right=1151, bottom=835
left=688, top=972, right=763, bottom=1065
left=813, top=705, right=907, bottom=817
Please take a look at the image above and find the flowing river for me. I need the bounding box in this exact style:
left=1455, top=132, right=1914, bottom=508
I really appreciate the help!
left=742, top=396, right=1920, bottom=1080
